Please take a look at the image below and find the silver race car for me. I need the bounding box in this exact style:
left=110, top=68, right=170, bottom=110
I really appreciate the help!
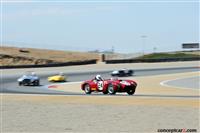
left=111, top=69, right=134, bottom=77
left=18, top=72, right=40, bottom=86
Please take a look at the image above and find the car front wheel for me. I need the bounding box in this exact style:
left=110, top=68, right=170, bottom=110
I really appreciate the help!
left=18, top=82, right=22, bottom=86
left=84, top=84, right=91, bottom=94
left=127, top=88, right=135, bottom=95
left=107, top=84, right=116, bottom=95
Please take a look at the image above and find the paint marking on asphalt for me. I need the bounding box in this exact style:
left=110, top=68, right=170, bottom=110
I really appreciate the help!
left=48, top=81, right=82, bottom=86
left=160, top=76, right=200, bottom=90
left=48, top=85, right=58, bottom=88
left=45, top=81, right=83, bottom=89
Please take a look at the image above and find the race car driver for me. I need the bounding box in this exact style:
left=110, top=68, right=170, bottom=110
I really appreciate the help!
left=95, top=75, right=103, bottom=81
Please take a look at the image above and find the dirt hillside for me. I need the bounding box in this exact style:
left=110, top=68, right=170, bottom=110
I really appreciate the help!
left=0, top=46, right=100, bottom=66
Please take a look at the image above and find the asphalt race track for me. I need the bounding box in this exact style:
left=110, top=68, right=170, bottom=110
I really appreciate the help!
left=1, top=63, right=200, bottom=132
left=1, top=66, right=199, bottom=95
left=161, top=76, right=200, bottom=89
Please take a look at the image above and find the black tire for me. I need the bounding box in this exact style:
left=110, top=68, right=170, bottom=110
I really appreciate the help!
left=84, top=84, right=91, bottom=94
left=34, top=80, right=40, bottom=86
left=22, top=81, right=26, bottom=86
left=112, top=73, right=119, bottom=77
left=102, top=90, right=108, bottom=94
left=37, top=80, right=40, bottom=86
left=23, top=79, right=32, bottom=86
left=18, top=82, right=22, bottom=86
left=128, top=70, right=133, bottom=76
left=107, top=84, right=116, bottom=95
left=22, top=80, right=29, bottom=86
left=127, top=88, right=136, bottom=95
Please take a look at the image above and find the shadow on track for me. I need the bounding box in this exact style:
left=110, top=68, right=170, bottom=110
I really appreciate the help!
left=1, top=91, right=199, bottom=99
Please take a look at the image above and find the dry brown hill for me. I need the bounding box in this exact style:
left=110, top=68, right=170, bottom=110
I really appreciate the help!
left=0, top=46, right=100, bottom=66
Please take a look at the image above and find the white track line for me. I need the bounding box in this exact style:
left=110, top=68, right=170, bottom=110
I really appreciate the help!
left=160, top=76, right=200, bottom=90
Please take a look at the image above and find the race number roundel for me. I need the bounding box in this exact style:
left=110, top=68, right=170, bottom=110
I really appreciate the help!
left=97, top=81, right=103, bottom=91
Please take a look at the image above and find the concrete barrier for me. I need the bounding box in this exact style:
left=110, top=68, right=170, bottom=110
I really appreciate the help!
left=105, top=57, right=200, bottom=64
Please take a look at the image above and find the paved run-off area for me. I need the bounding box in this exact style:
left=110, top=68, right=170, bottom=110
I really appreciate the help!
left=1, top=71, right=199, bottom=132
left=1, top=100, right=199, bottom=133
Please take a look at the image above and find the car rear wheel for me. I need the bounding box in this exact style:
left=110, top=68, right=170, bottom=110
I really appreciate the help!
left=34, top=80, right=40, bottom=86
left=128, top=70, right=133, bottom=76
left=84, top=84, right=91, bottom=94
left=108, top=84, right=116, bottom=95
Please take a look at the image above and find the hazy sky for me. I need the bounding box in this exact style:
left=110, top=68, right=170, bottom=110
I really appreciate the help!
left=1, top=0, right=199, bottom=53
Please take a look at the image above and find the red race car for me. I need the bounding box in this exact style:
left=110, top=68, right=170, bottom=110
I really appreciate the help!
left=81, top=75, right=137, bottom=95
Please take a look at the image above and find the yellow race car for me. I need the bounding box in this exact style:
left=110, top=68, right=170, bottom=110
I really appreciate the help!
left=48, top=73, right=66, bottom=82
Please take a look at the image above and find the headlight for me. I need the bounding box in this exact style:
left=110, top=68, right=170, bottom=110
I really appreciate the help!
left=18, top=79, right=22, bottom=82
left=131, top=82, right=134, bottom=84
left=131, top=82, right=137, bottom=86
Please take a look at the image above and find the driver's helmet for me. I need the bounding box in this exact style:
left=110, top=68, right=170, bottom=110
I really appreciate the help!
left=95, top=74, right=103, bottom=81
